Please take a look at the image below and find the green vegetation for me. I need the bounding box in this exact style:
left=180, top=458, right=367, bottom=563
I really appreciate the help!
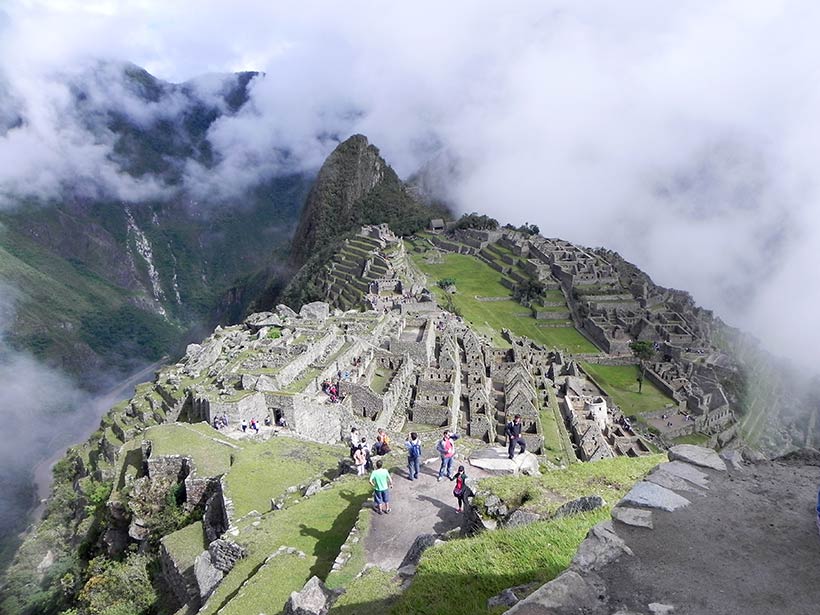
left=392, top=454, right=663, bottom=615
left=409, top=249, right=597, bottom=354
left=539, top=386, right=575, bottom=466
left=580, top=363, right=674, bottom=415
left=391, top=511, right=607, bottom=615
left=200, top=477, right=370, bottom=615
left=225, top=437, right=342, bottom=517
left=76, top=554, right=157, bottom=615
left=629, top=340, right=655, bottom=394
left=330, top=567, right=402, bottom=615
left=161, top=521, right=206, bottom=566
left=144, top=424, right=234, bottom=477
left=369, top=367, right=395, bottom=395
left=453, top=212, right=499, bottom=231
left=672, top=432, right=711, bottom=446
left=478, top=454, right=664, bottom=517
left=267, top=327, right=282, bottom=339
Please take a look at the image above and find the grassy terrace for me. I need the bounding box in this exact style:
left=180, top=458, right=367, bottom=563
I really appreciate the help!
left=200, top=476, right=370, bottom=615
left=226, top=437, right=343, bottom=517
left=580, top=363, right=675, bottom=416
left=145, top=423, right=235, bottom=477
left=162, top=521, right=206, bottom=566
left=392, top=454, right=664, bottom=615
left=407, top=245, right=597, bottom=354
left=369, top=366, right=395, bottom=395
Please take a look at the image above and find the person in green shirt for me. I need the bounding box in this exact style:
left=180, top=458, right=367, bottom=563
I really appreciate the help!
left=369, top=459, right=394, bottom=514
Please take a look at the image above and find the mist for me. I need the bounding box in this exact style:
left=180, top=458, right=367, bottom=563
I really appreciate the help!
left=1, top=1, right=817, bottom=365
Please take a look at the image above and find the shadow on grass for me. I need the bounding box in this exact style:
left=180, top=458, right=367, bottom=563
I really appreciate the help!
left=299, top=488, right=369, bottom=580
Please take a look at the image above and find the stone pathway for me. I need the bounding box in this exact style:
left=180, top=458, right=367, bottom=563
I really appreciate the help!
left=363, top=456, right=489, bottom=570
left=505, top=445, right=820, bottom=615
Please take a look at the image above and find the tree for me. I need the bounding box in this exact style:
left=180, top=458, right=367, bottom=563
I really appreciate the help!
left=630, top=340, right=655, bottom=393
left=452, top=212, right=499, bottom=231
left=513, top=279, right=545, bottom=307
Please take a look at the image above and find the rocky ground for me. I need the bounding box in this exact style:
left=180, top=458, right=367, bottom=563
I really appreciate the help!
left=505, top=446, right=820, bottom=615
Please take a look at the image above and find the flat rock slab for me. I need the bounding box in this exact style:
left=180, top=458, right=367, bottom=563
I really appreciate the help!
left=469, top=447, right=540, bottom=475
left=646, top=467, right=704, bottom=494
left=657, top=461, right=710, bottom=489
left=611, top=506, right=654, bottom=529
left=620, top=481, right=690, bottom=512
left=503, top=570, right=607, bottom=615
left=668, top=444, right=726, bottom=472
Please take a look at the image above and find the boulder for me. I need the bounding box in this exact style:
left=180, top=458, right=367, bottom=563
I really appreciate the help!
left=553, top=495, right=606, bottom=519
left=245, top=311, right=283, bottom=329
left=668, top=444, right=727, bottom=472
left=303, top=479, right=323, bottom=498
left=469, top=447, right=540, bottom=476
left=277, top=304, right=298, bottom=319
left=399, top=533, right=443, bottom=569
left=503, top=570, right=607, bottom=615
left=283, top=575, right=336, bottom=615
left=571, top=521, right=633, bottom=573
left=488, top=588, right=520, bottom=609
left=504, top=509, right=541, bottom=528
left=299, top=302, right=330, bottom=321
left=194, top=550, right=223, bottom=601
left=620, top=481, right=691, bottom=512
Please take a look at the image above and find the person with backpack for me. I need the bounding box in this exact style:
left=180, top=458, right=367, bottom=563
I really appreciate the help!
left=436, top=430, right=460, bottom=481
left=450, top=465, right=468, bottom=512
left=505, top=414, right=526, bottom=460
left=405, top=432, right=422, bottom=480
left=369, top=459, right=394, bottom=514
left=375, top=428, right=391, bottom=455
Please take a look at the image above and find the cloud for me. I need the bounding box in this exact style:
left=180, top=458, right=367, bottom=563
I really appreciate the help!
left=1, top=0, right=819, bottom=366
left=0, top=282, right=91, bottom=537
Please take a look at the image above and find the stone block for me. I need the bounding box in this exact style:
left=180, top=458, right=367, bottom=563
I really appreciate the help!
left=668, top=444, right=727, bottom=472
left=504, top=509, right=541, bottom=528
left=611, top=506, right=654, bottom=529
left=571, top=521, right=633, bottom=573
left=620, top=481, right=691, bottom=512
left=299, top=302, right=330, bottom=321
left=194, top=550, right=223, bottom=601
left=283, top=575, right=335, bottom=615
left=503, top=570, right=606, bottom=614
left=553, top=495, right=606, bottom=518
left=657, top=461, right=710, bottom=489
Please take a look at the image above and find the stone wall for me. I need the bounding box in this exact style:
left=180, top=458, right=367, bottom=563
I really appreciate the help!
left=190, top=391, right=269, bottom=424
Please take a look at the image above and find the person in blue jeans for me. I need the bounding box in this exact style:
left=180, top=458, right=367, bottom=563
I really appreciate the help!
left=405, top=432, right=422, bottom=480
left=436, top=430, right=460, bottom=481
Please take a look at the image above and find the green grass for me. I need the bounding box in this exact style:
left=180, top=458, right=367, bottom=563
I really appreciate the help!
left=330, top=567, right=403, bottom=615
left=672, top=432, right=711, bottom=446
left=161, top=521, right=206, bottom=567
left=390, top=511, right=609, bottom=615
left=200, top=476, right=370, bottom=615
left=477, top=454, right=665, bottom=517
left=145, top=423, right=235, bottom=477
left=580, top=363, right=674, bottom=416
left=390, top=454, right=664, bottom=615
left=370, top=367, right=395, bottom=395
left=409, top=250, right=597, bottom=353
left=539, top=387, right=574, bottom=466
left=325, top=508, right=372, bottom=591
left=225, top=438, right=343, bottom=517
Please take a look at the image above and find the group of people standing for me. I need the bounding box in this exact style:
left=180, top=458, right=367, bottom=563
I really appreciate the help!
left=350, top=427, right=470, bottom=514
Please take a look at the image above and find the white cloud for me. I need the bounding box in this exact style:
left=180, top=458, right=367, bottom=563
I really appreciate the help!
left=0, top=0, right=818, bottom=364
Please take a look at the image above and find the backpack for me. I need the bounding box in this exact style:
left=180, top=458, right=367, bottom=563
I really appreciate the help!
left=409, top=442, right=422, bottom=459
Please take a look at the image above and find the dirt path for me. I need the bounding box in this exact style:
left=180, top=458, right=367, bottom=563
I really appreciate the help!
left=363, top=457, right=489, bottom=570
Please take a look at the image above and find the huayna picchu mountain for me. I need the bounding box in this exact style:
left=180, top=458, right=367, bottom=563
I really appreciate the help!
left=3, top=130, right=817, bottom=615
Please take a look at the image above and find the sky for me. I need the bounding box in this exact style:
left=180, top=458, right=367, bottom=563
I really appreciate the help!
left=0, top=0, right=819, bottom=366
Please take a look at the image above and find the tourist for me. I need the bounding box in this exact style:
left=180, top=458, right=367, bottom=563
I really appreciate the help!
left=436, top=430, right=460, bottom=481
left=375, top=428, right=391, bottom=455
left=505, top=414, right=526, bottom=460
left=263, top=416, right=272, bottom=427
left=349, top=427, right=360, bottom=458
left=353, top=445, right=367, bottom=476
left=405, top=432, right=422, bottom=480
left=450, top=465, right=468, bottom=512
left=361, top=437, right=373, bottom=471
left=369, top=459, right=393, bottom=514
left=241, top=418, right=248, bottom=432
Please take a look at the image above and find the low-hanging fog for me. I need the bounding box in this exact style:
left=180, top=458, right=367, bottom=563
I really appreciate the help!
left=0, top=1, right=818, bottom=539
